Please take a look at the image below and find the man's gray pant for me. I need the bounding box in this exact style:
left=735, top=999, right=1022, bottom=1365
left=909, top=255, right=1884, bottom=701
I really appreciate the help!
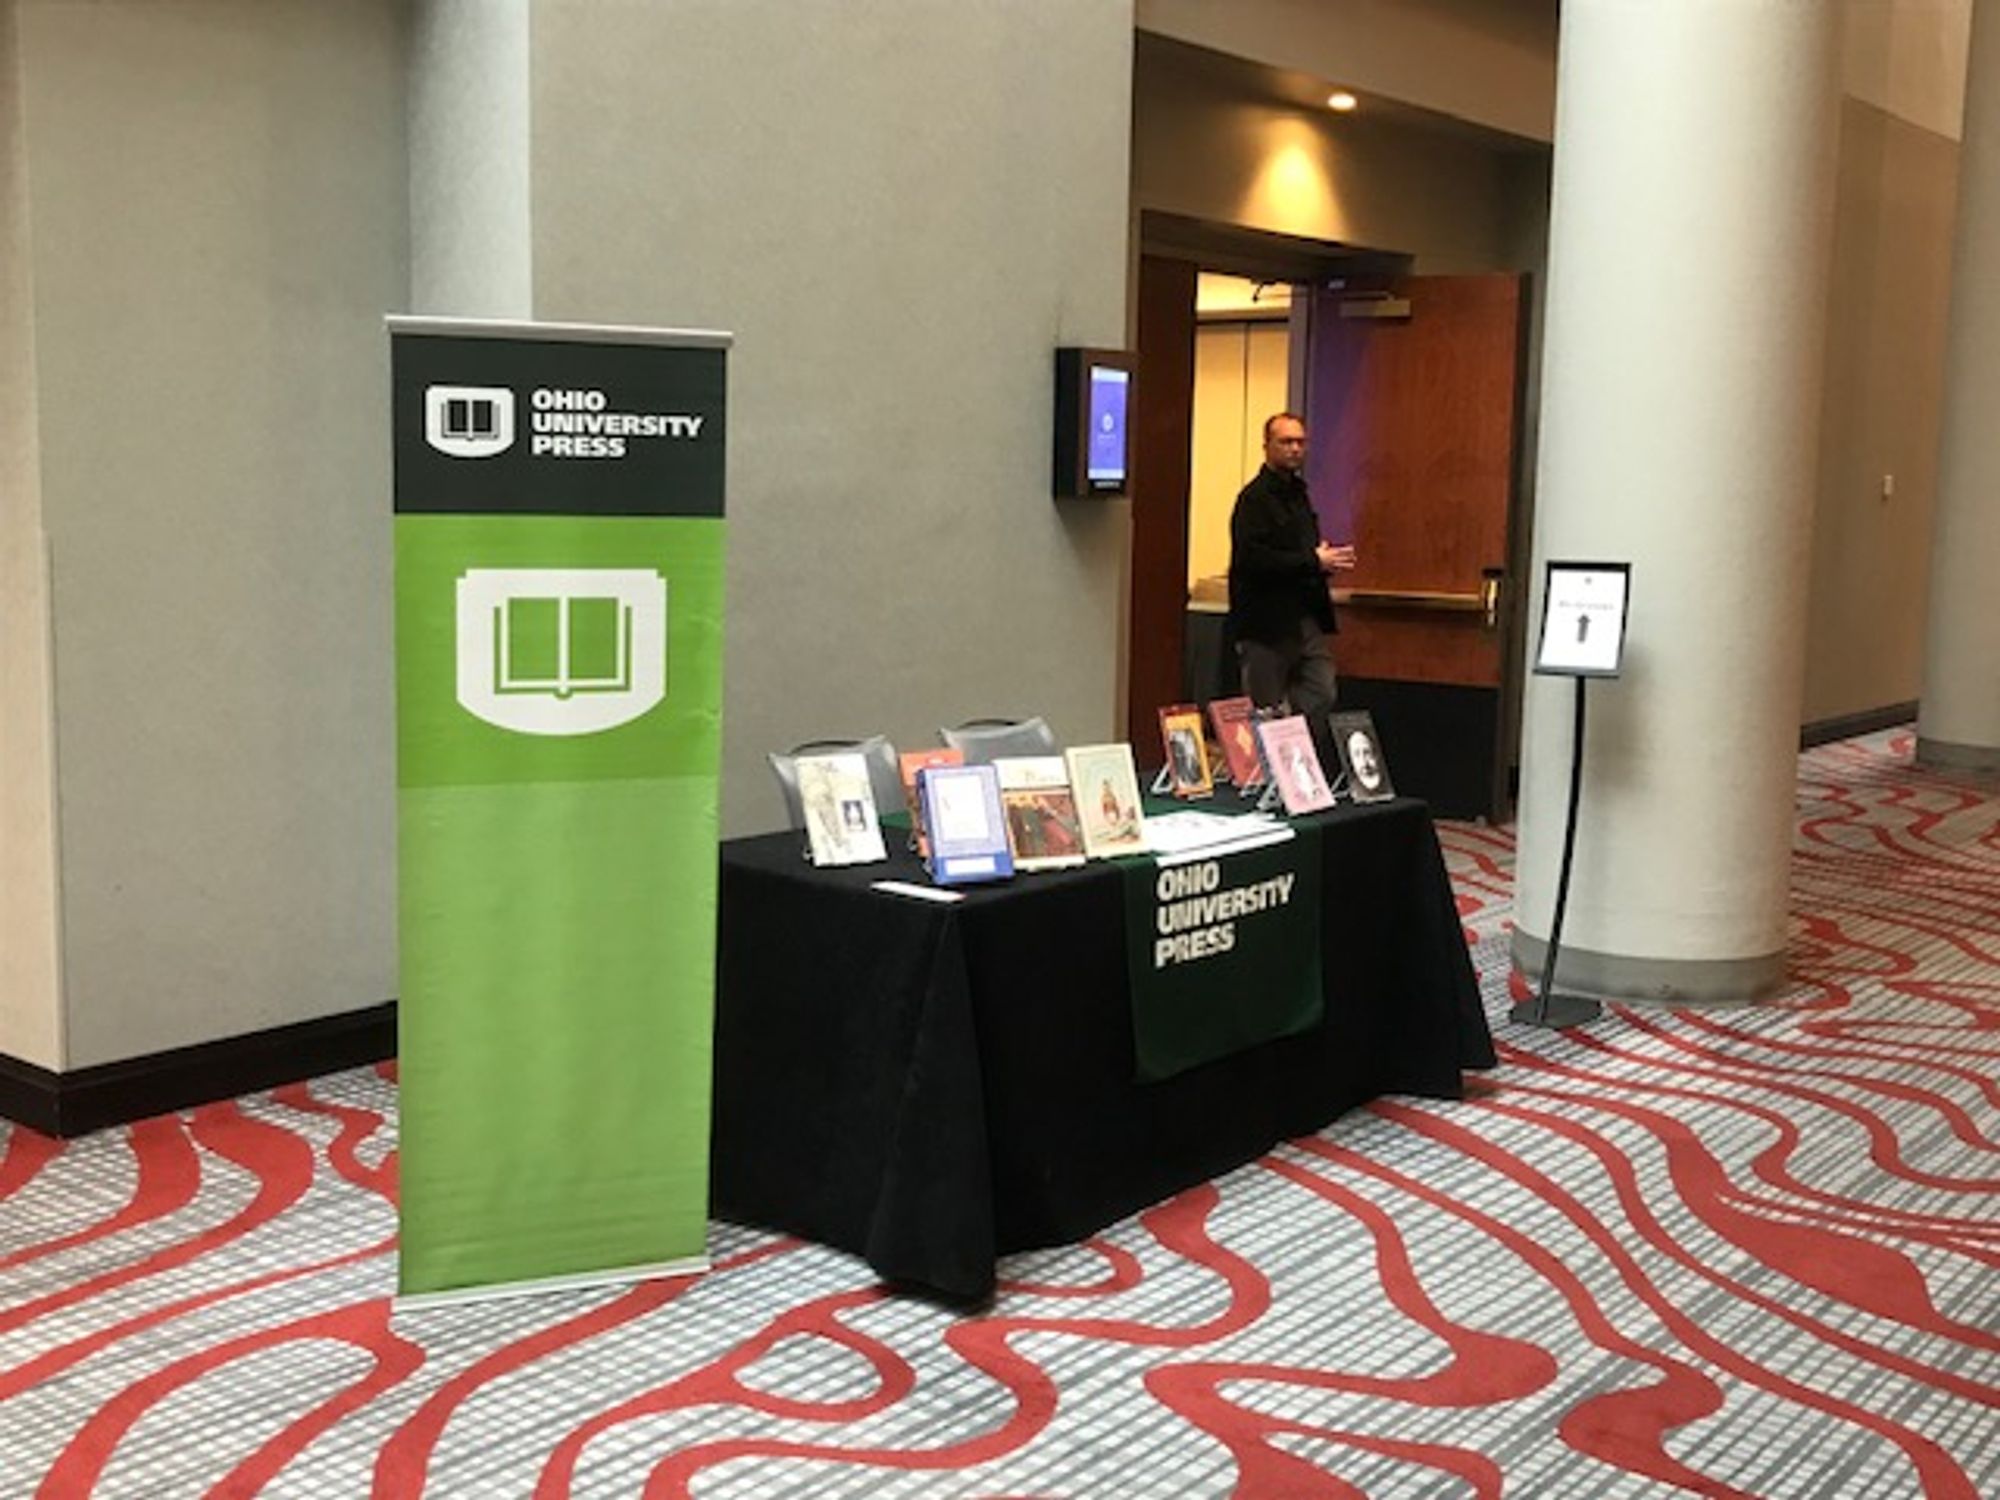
left=1238, top=618, right=1338, bottom=770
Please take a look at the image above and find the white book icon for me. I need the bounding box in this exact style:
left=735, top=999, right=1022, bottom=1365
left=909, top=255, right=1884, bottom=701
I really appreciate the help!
left=456, top=568, right=667, bottom=736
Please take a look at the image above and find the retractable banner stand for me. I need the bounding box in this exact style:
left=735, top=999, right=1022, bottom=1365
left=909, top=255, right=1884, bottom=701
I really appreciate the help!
left=389, top=317, right=728, bottom=1303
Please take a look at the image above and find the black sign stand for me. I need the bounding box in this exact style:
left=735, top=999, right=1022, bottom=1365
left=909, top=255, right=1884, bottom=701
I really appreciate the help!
left=1510, top=675, right=1602, bottom=1029
left=1512, top=559, right=1631, bottom=1031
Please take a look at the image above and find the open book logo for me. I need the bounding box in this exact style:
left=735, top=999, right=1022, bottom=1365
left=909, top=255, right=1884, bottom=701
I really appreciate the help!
left=425, top=385, right=516, bottom=458
left=455, top=568, right=668, bottom=736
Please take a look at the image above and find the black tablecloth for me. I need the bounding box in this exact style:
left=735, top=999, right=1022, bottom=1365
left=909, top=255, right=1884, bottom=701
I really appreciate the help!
left=711, top=797, right=1493, bottom=1301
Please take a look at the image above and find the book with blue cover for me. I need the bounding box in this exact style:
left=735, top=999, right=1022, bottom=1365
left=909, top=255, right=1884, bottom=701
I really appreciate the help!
left=919, top=762, right=1015, bottom=885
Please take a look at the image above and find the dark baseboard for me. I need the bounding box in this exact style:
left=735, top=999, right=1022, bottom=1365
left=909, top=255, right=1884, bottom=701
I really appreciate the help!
left=0, top=1002, right=396, bottom=1139
left=1800, top=701, right=1918, bottom=750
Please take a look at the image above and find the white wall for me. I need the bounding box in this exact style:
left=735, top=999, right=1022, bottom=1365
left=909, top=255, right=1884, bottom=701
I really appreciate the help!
left=410, top=0, right=531, bottom=319
left=1918, top=0, right=2000, bottom=760
left=1804, top=97, right=1961, bottom=722
left=524, top=0, right=1136, bottom=836
left=1795, top=2, right=1970, bottom=723
left=16, top=0, right=407, bottom=1067
left=0, top=0, right=63, bottom=1070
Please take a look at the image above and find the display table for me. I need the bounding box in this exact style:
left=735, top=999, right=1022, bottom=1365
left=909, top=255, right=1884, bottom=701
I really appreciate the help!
left=711, top=797, right=1494, bottom=1301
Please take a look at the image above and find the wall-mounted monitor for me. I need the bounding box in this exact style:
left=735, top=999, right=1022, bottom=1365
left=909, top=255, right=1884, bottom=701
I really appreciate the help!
left=1053, top=347, right=1136, bottom=498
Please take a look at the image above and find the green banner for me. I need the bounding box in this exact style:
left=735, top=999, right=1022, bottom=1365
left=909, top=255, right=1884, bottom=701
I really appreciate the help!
left=391, top=320, right=726, bottom=1301
left=1122, top=826, right=1323, bottom=1081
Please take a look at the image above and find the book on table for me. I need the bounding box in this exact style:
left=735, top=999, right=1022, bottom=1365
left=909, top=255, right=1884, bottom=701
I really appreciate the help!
left=1328, top=709, right=1396, bottom=803
left=1157, top=702, right=1215, bottom=799
left=1064, top=742, right=1148, bottom=859
left=995, top=756, right=1087, bottom=871
left=918, top=762, right=1015, bottom=885
left=796, top=751, right=889, bottom=866
left=1206, top=695, right=1263, bottom=787
left=1255, top=716, right=1335, bottom=816
left=899, top=746, right=964, bottom=855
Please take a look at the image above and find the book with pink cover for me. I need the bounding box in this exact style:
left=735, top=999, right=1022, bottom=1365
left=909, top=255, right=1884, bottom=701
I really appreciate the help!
left=1255, top=716, right=1334, bottom=815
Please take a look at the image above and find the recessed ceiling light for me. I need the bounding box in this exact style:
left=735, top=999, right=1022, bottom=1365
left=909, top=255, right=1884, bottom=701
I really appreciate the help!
left=1327, top=91, right=1358, bottom=113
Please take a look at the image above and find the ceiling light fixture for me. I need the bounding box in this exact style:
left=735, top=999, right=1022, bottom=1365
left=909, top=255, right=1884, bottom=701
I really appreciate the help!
left=1327, top=91, right=1358, bottom=113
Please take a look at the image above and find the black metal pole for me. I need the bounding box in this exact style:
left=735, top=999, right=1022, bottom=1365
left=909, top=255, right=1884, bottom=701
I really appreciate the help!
left=1512, top=675, right=1603, bottom=1028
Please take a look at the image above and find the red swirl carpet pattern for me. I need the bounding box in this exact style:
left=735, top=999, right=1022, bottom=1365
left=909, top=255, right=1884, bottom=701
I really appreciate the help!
left=3, top=731, right=1996, bottom=1497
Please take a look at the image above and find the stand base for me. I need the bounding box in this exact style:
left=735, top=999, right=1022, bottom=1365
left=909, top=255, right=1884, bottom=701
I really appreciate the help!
left=1509, top=993, right=1604, bottom=1029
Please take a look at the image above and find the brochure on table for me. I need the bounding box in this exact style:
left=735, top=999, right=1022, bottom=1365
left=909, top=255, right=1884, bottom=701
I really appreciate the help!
left=1143, top=809, right=1294, bottom=863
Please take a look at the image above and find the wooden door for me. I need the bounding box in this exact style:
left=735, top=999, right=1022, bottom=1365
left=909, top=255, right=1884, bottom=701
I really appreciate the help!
left=1304, top=274, right=1527, bottom=817
left=1127, top=255, right=1199, bottom=745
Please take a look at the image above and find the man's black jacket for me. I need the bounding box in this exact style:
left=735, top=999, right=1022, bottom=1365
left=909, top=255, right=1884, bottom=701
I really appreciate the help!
left=1227, top=464, right=1336, bottom=644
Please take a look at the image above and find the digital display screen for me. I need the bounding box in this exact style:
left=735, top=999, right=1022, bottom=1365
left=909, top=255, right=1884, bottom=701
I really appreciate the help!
left=1086, top=366, right=1130, bottom=487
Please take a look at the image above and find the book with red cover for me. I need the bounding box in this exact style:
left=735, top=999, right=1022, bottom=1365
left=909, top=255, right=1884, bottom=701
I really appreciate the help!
left=899, top=747, right=964, bottom=856
left=1206, top=696, right=1263, bottom=787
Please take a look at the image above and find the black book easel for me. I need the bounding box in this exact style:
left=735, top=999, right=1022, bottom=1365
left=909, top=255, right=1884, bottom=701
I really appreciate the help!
left=1511, top=560, right=1632, bottom=1031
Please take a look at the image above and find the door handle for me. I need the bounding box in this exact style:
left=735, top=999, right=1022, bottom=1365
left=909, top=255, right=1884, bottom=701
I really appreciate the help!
left=1481, top=569, right=1505, bottom=631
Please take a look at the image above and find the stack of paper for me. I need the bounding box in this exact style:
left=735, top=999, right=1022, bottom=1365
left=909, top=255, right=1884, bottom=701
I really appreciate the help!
left=1142, top=809, right=1295, bottom=863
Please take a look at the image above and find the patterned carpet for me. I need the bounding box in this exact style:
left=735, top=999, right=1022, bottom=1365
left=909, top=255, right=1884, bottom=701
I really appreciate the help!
left=3, top=731, right=1996, bottom=1498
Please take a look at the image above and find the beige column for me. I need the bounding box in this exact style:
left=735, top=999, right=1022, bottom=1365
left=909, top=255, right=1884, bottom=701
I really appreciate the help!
left=1512, top=0, right=1839, bottom=1002
left=1918, top=0, right=2000, bottom=773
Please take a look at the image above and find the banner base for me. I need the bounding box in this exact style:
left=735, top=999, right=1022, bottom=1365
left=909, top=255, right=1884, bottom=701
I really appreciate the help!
left=393, top=1253, right=709, bottom=1317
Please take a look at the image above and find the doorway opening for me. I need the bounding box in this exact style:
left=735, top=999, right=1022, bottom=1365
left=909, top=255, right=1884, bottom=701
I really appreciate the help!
left=1130, top=212, right=1530, bottom=820
left=1183, top=274, right=1295, bottom=703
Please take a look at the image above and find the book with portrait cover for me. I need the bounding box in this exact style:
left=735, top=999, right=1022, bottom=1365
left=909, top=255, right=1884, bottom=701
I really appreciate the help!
left=1328, top=710, right=1396, bottom=803
left=1064, top=742, right=1148, bottom=859
left=1206, top=695, right=1263, bottom=787
left=1254, top=716, right=1335, bottom=816
left=796, top=752, right=889, bottom=866
left=918, top=762, right=1014, bottom=885
left=1157, top=702, right=1215, bottom=799
left=995, top=756, right=1087, bottom=871
left=899, top=747, right=964, bottom=856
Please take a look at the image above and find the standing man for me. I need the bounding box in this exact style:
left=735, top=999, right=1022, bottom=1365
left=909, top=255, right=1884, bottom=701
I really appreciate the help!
left=1227, top=413, right=1354, bottom=760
